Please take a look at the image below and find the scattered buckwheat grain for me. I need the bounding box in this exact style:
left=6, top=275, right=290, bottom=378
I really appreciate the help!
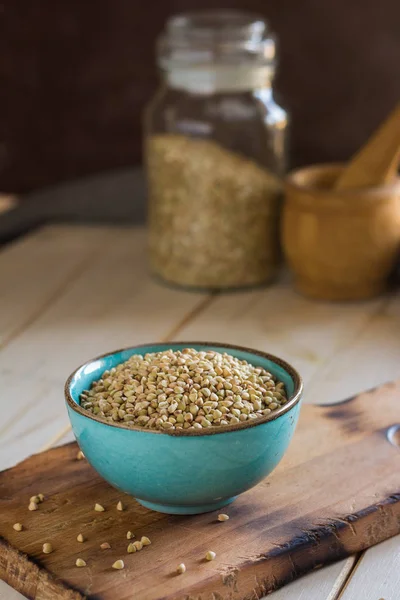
left=205, top=551, right=216, bottom=561
left=94, top=503, right=105, bottom=512
left=133, top=540, right=143, bottom=551
left=76, top=450, right=85, bottom=460
left=100, top=542, right=111, bottom=550
left=217, top=514, right=230, bottom=522
left=13, top=523, right=23, bottom=531
left=42, top=543, right=53, bottom=554
left=76, top=558, right=86, bottom=567
left=177, top=563, right=186, bottom=574
left=116, top=501, right=124, bottom=511
left=126, top=531, right=134, bottom=539
left=141, top=536, right=151, bottom=546
left=112, top=560, right=124, bottom=570
left=28, top=501, right=38, bottom=511
left=77, top=533, right=84, bottom=543
left=30, top=493, right=44, bottom=503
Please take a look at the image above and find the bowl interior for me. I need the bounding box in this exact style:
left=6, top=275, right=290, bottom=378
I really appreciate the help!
left=68, top=343, right=297, bottom=406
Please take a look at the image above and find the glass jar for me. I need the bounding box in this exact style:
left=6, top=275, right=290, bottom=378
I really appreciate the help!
left=144, top=10, right=288, bottom=290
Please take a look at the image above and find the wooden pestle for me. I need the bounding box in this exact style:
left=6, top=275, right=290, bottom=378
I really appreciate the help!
left=335, top=103, right=400, bottom=190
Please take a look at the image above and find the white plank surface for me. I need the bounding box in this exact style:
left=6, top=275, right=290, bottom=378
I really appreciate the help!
left=340, top=536, right=400, bottom=600
left=0, top=585, right=25, bottom=600
left=269, top=557, right=355, bottom=600
left=0, top=226, right=116, bottom=348
left=173, top=281, right=400, bottom=405
left=305, top=291, right=400, bottom=403
left=0, top=226, right=207, bottom=470
left=1, top=225, right=399, bottom=600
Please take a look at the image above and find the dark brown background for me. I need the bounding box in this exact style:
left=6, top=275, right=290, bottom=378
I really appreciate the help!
left=2, top=0, right=400, bottom=193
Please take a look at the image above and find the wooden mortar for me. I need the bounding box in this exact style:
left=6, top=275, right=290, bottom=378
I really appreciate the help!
left=282, top=163, right=400, bottom=301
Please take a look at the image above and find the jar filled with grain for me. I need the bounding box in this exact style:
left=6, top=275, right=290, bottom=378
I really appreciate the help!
left=144, top=10, right=288, bottom=290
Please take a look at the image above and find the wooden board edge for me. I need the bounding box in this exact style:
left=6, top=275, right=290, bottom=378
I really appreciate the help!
left=170, top=493, right=400, bottom=600
left=1, top=446, right=399, bottom=600
left=0, top=537, right=85, bottom=600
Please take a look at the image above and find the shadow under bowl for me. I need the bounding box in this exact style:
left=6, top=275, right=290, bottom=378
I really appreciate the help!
left=65, top=342, right=303, bottom=514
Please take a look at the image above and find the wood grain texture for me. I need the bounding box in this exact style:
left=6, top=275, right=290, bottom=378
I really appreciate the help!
left=1, top=380, right=399, bottom=600
left=0, top=542, right=82, bottom=600
left=28, top=432, right=357, bottom=600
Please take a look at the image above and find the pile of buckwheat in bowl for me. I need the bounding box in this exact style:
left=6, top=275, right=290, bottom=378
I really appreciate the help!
left=80, top=348, right=287, bottom=431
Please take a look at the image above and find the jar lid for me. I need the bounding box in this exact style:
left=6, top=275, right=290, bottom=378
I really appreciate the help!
left=158, top=10, right=276, bottom=70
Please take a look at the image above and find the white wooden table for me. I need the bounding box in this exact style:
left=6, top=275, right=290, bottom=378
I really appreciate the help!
left=1, top=225, right=399, bottom=600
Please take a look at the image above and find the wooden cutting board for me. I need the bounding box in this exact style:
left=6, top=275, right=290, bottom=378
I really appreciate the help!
left=1, top=380, right=400, bottom=600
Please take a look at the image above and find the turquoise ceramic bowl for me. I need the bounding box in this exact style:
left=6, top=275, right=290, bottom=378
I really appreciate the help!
left=65, top=342, right=303, bottom=515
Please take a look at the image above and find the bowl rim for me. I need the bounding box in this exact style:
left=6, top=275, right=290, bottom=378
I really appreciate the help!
left=65, top=341, right=303, bottom=437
